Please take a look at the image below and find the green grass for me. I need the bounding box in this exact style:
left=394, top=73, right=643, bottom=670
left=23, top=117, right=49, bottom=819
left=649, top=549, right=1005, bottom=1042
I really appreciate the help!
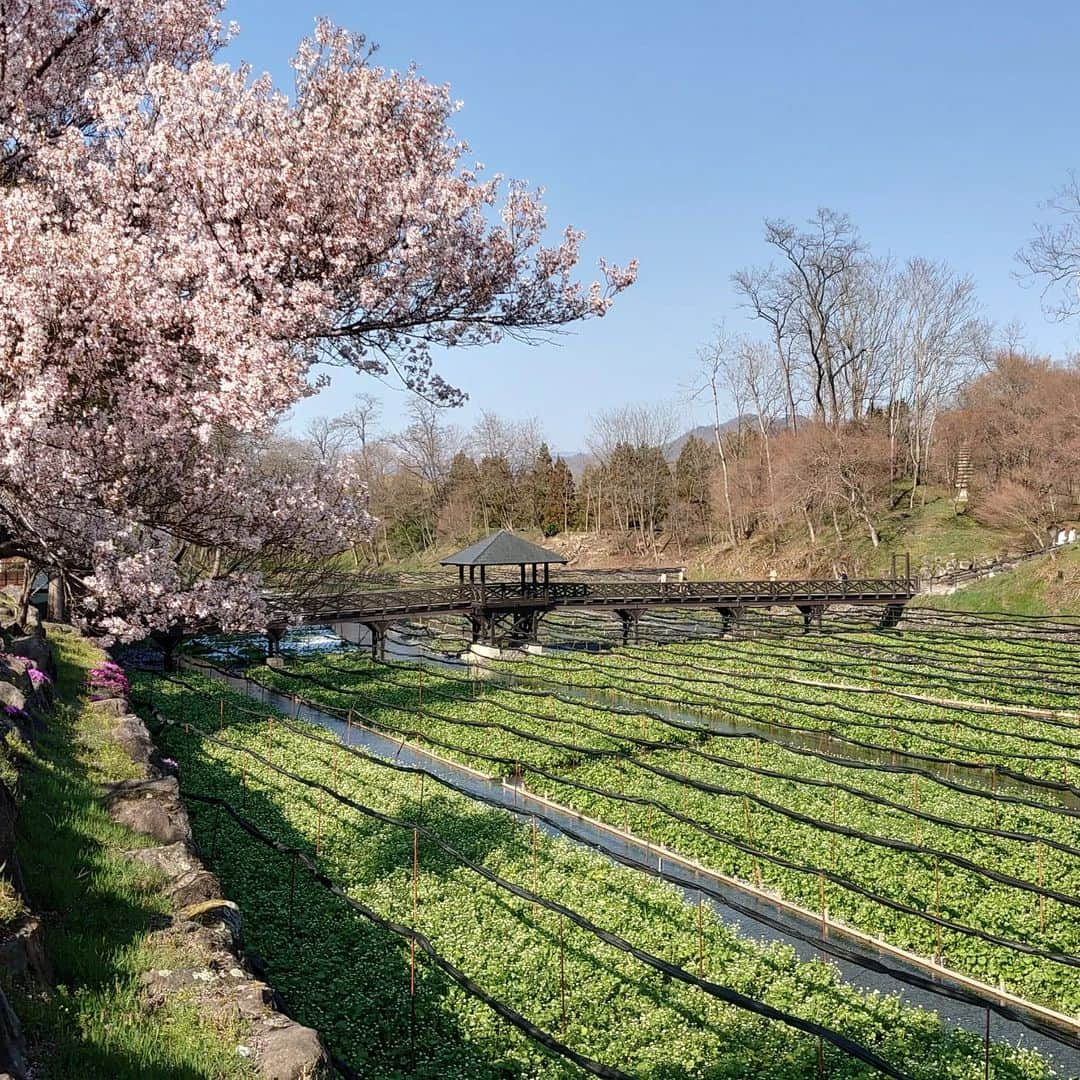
left=5, top=626, right=257, bottom=1079
left=922, top=545, right=1080, bottom=616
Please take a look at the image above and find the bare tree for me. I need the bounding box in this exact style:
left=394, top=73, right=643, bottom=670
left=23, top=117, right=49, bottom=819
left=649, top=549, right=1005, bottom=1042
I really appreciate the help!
left=732, top=265, right=801, bottom=431
left=332, top=393, right=382, bottom=478
left=303, top=415, right=350, bottom=466
left=587, top=402, right=678, bottom=554
left=1019, top=172, right=1080, bottom=320
left=690, top=331, right=739, bottom=545
left=737, top=209, right=867, bottom=427
left=471, top=411, right=543, bottom=478
left=833, top=256, right=899, bottom=422
left=894, top=258, right=984, bottom=506
left=736, top=338, right=786, bottom=510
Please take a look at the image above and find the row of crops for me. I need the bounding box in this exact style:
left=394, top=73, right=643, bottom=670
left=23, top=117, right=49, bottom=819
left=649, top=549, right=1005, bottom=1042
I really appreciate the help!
left=133, top=610, right=1079, bottom=1078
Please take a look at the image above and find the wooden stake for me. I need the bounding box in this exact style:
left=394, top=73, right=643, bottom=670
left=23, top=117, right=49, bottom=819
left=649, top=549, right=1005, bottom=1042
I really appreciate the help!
left=697, top=897, right=705, bottom=979
left=410, top=825, right=418, bottom=1063
left=934, top=858, right=942, bottom=961
left=818, top=874, right=828, bottom=938
left=412, top=827, right=419, bottom=920
left=742, top=795, right=753, bottom=843
left=531, top=816, right=538, bottom=904
left=559, top=917, right=567, bottom=1031
left=1038, top=843, right=1045, bottom=932
left=218, top=698, right=224, bottom=731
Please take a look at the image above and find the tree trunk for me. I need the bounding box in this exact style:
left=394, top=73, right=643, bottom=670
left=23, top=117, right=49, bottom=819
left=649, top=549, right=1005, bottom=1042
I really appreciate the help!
left=17, top=564, right=35, bottom=628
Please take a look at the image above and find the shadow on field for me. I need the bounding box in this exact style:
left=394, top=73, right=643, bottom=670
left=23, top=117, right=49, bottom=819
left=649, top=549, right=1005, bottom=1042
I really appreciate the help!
left=151, top=684, right=545, bottom=1080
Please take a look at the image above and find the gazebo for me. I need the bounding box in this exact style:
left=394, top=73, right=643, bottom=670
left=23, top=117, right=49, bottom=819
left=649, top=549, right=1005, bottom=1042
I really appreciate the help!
left=441, top=530, right=566, bottom=589
left=441, top=531, right=567, bottom=644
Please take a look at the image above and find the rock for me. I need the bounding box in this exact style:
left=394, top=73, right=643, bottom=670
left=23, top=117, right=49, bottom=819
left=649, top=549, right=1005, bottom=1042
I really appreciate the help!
left=151, top=915, right=239, bottom=966
left=0, top=684, right=25, bottom=717
left=253, top=1021, right=327, bottom=1080
left=233, top=981, right=273, bottom=1021
left=127, top=842, right=223, bottom=908
left=128, top=840, right=201, bottom=878
left=93, top=697, right=130, bottom=718
left=0, top=658, right=30, bottom=696
left=112, top=714, right=155, bottom=772
left=105, top=777, right=191, bottom=844
left=164, top=867, right=222, bottom=908
left=141, top=964, right=252, bottom=999
left=4, top=638, right=54, bottom=683
left=0, top=918, right=50, bottom=985
left=179, top=898, right=241, bottom=945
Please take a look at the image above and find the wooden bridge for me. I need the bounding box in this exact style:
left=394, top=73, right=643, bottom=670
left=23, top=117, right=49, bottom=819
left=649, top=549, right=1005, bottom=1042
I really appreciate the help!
left=270, top=573, right=917, bottom=653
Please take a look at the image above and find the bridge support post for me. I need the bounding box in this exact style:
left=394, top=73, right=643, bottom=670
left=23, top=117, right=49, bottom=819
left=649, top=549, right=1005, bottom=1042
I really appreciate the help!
left=362, top=623, right=386, bottom=660
left=614, top=609, right=641, bottom=646
left=716, top=606, right=740, bottom=634
left=796, top=604, right=824, bottom=634
left=508, top=610, right=541, bottom=646
left=150, top=626, right=185, bottom=671
left=266, top=626, right=284, bottom=659
left=880, top=603, right=906, bottom=630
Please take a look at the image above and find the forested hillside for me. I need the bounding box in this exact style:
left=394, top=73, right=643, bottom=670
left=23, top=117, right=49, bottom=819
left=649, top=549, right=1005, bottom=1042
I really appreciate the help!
left=284, top=212, right=1078, bottom=578
left=292, top=349, right=1077, bottom=578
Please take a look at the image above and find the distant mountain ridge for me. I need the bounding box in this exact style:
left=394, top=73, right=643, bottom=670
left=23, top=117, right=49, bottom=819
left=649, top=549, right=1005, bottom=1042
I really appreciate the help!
left=558, top=417, right=746, bottom=478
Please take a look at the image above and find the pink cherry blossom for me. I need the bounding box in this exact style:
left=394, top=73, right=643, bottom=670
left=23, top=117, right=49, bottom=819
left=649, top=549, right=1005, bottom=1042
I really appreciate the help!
left=0, top=5, right=635, bottom=642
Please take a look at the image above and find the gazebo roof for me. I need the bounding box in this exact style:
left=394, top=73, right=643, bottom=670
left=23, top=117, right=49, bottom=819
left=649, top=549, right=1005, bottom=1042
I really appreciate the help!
left=440, top=530, right=567, bottom=567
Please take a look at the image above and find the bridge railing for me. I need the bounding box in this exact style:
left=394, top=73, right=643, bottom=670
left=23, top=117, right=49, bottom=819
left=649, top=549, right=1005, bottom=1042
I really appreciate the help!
left=278, top=576, right=916, bottom=621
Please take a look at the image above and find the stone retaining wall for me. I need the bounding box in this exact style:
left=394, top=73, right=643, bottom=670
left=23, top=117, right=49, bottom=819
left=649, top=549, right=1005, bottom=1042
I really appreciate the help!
left=97, top=690, right=329, bottom=1080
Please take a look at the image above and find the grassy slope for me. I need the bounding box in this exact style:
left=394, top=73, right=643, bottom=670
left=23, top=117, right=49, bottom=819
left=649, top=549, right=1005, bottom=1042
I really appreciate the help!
left=922, top=544, right=1080, bottom=616
left=362, top=488, right=1022, bottom=581
left=6, top=627, right=255, bottom=1080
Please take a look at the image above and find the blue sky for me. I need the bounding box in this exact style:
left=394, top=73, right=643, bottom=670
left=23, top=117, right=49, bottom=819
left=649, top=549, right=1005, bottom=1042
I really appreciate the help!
left=223, top=0, right=1080, bottom=452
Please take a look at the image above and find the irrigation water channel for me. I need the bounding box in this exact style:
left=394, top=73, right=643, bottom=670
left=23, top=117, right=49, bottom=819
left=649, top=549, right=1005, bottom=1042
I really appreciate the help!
left=182, top=628, right=1080, bottom=1075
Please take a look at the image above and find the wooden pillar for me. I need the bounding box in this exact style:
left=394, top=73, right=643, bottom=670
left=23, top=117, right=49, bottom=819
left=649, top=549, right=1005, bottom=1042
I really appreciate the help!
left=46, top=571, right=67, bottom=623
left=543, top=563, right=549, bottom=585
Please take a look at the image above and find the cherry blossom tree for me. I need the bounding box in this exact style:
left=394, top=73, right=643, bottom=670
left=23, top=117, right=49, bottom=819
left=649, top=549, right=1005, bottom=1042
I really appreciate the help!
left=0, top=2, right=636, bottom=640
